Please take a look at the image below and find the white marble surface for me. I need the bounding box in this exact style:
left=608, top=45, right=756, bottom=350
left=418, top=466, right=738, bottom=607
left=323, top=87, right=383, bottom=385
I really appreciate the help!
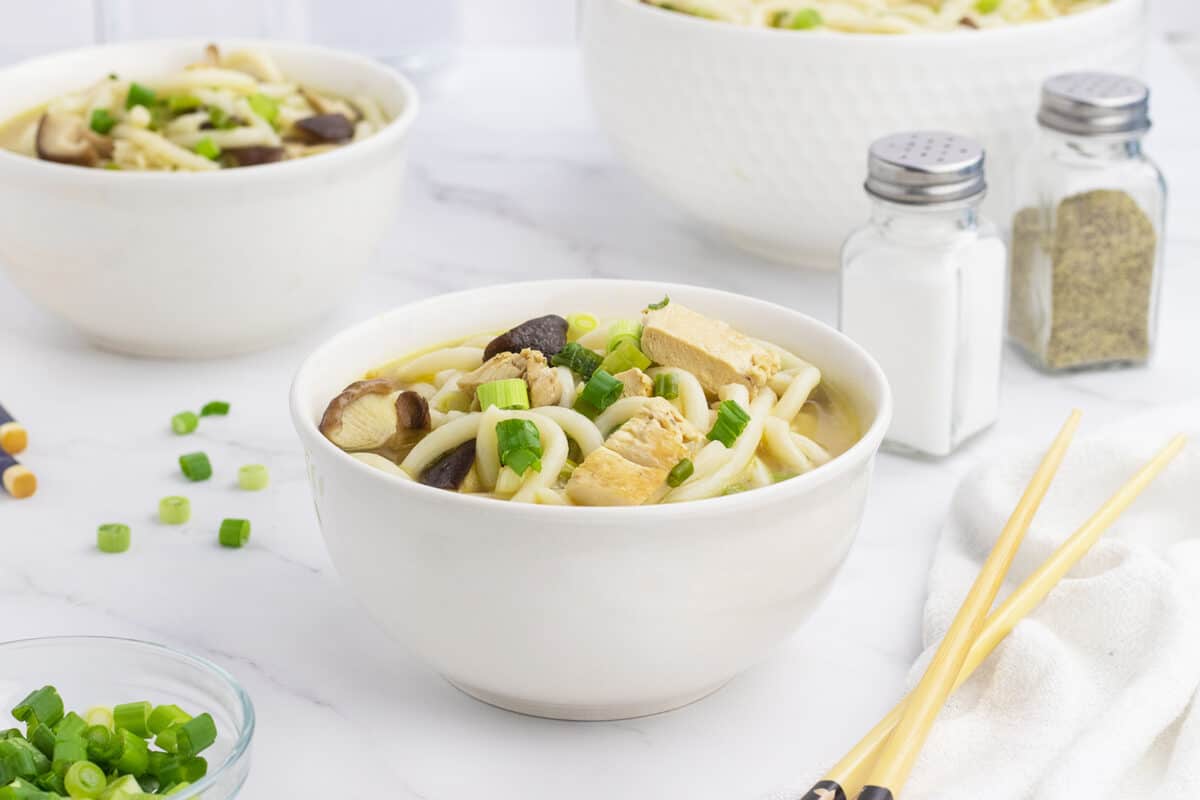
left=1, top=42, right=1199, bottom=800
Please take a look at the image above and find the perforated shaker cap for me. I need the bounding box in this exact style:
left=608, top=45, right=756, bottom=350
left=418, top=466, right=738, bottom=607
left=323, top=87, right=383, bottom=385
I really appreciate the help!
left=864, top=131, right=986, bottom=205
left=1038, top=72, right=1151, bottom=136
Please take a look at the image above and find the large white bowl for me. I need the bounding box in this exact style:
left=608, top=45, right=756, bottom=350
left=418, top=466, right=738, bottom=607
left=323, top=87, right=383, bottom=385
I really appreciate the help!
left=290, top=280, right=891, bottom=720
left=579, top=0, right=1148, bottom=268
left=0, top=39, right=418, bottom=358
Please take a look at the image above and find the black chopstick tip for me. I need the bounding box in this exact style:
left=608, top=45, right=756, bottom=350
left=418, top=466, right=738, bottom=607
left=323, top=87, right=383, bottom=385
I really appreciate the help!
left=801, top=781, right=847, bottom=800
left=856, top=787, right=895, bottom=800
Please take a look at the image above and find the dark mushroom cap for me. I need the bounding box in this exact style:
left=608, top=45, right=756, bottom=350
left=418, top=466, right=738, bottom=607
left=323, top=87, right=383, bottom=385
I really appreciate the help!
left=294, top=113, right=355, bottom=144
left=223, top=145, right=285, bottom=167
left=395, top=391, right=431, bottom=431
left=36, top=113, right=108, bottom=167
left=484, top=315, right=569, bottom=361
left=419, top=439, right=477, bottom=491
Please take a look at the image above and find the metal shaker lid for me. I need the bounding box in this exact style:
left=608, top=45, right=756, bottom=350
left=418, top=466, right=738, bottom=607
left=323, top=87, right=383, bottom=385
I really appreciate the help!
left=864, top=131, right=986, bottom=205
left=1038, top=72, right=1151, bottom=136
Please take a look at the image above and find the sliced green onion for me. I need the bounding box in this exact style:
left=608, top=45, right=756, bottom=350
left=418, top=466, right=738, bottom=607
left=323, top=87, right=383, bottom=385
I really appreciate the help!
left=247, top=93, right=279, bottom=126
left=0, top=739, right=48, bottom=779
left=558, top=459, right=577, bottom=482
left=36, top=770, right=66, bottom=794
left=146, top=706, right=190, bottom=737
left=125, top=83, right=155, bottom=110
left=975, top=0, right=1000, bottom=11
left=98, top=774, right=142, bottom=799
left=154, top=726, right=178, bottom=755
left=646, top=295, right=670, bottom=311
left=83, top=726, right=119, bottom=765
left=96, top=524, right=130, bottom=554
left=178, top=452, right=211, bottom=482
left=707, top=400, right=751, bottom=447
left=606, top=320, right=642, bottom=353
left=565, top=313, right=598, bottom=341
left=53, top=712, right=87, bottom=740
left=112, top=703, right=151, bottom=739
left=206, top=107, right=237, bottom=130
left=237, top=464, right=269, bottom=491
left=28, top=724, right=55, bottom=760
left=12, top=688, right=64, bottom=728
left=170, top=411, right=197, bottom=435
left=193, top=137, right=221, bottom=160
left=88, top=109, right=116, bottom=135
left=82, top=708, right=113, bottom=732
left=577, top=369, right=623, bottom=413
left=218, top=518, right=250, bottom=549
left=64, top=760, right=106, bottom=798
left=550, top=342, right=602, bottom=380
left=102, top=163, right=121, bottom=171
left=199, top=401, right=229, bottom=417
left=113, top=730, right=147, bottom=777
left=599, top=340, right=652, bottom=376
left=667, top=459, right=694, bottom=488
left=156, top=755, right=207, bottom=786
left=171, top=714, right=216, bottom=759
left=653, top=372, right=679, bottom=400
left=777, top=8, right=823, bottom=28
left=157, top=496, right=190, bottom=525
left=166, top=94, right=201, bottom=113
left=51, top=737, right=87, bottom=774
left=495, top=419, right=543, bottom=476
left=476, top=379, right=529, bottom=411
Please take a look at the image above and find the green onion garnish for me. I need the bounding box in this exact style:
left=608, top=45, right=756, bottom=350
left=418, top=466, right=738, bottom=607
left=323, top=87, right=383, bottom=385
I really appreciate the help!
left=218, top=518, right=250, bottom=549
left=112, top=702, right=151, bottom=739
left=237, top=464, right=269, bottom=491
left=975, top=0, right=1000, bottom=11
left=166, top=94, right=201, bottom=113
left=99, top=774, right=142, bottom=799
left=64, top=760, right=106, bottom=798
left=170, top=411, right=198, bottom=435
left=147, top=706, right=190, bottom=737
left=646, top=295, right=670, bottom=311
left=707, top=400, right=751, bottom=447
left=156, top=754, right=207, bottom=786
left=476, top=379, right=530, bottom=411
left=83, top=707, right=113, bottom=731
left=667, top=458, right=694, bottom=488
left=606, top=320, right=642, bottom=353
left=55, top=711, right=87, bottom=740
left=178, top=452, right=211, bottom=482
left=558, top=459, right=577, bottom=482
left=12, top=687, right=64, bottom=728
left=206, top=107, right=238, bottom=130
left=247, top=93, right=279, bottom=126
left=495, top=419, right=543, bottom=476
left=89, top=109, right=116, bottom=135
left=565, top=313, right=598, bottom=341
left=51, top=737, right=87, bottom=774
left=84, top=725, right=119, bottom=764
left=158, top=496, right=190, bottom=525
left=96, top=523, right=131, bottom=554
left=193, top=137, right=221, bottom=160
left=599, top=339, right=652, bottom=376
left=113, top=729, right=148, bottom=777
left=577, top=369, right=623, bottom=414
left=653, top=373, right=679, bottom=400
left=199, top=401, right=230, bottom=417
left=778, top=8, right=823, bottom=28
left=171, top=714, right=216, bottom=759
left=125, top=82, right=156, bottom=110
left=551, top=342, right=602, bottom=380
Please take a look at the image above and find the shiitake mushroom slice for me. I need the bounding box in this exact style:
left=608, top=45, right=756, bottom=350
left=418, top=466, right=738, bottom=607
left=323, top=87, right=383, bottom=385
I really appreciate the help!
left=483, top=315, right=568, bottom=361
left=419, top=439, right=477, bottom=491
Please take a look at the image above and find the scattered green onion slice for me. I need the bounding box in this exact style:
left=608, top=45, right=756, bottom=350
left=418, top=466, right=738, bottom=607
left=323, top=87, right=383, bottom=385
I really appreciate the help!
left=551, top=342, right=602, bottom=380
left=599, top=340, right=652, bottom=376
left=206, top=107, right=237, bottom=130
left=166, top=94, right=201, bottom=113
left=147, top=706, right=190, bottom=737
left=565, top=313, right=598, bottom=341
left=64, top=760, right=107, bottom=798
left=52, top=736, right=87, bottom=773
left=158, top=496, right=191, bottom=525
left=89, top=109, right=116, bottom=135
left=199, top=401, right=230, bottom=417
left=495, top=419, right=543, bottom=476
left=577, top=369, right=623, bottom=414
left=558, top=459, right=577, bottom=482
left=156, top=755, right=207, bottom=785
left=218, top=518, right=250, bottom=549
left=707, top=400, right=751, bottom=447
left=193, top=137, right=221, bottom=160
left=84, top=725, right=119, bottom=764
left=975, top=0, right=1000, bottom=11
left=667, top=458, right=694, bottom=488
left=113, top=729, right=148, bottom=777
left=606, top=320, right=642, bottom=353
left=125, top=82, right=156, bottom=110
left=55, top=711, right=88, bottom=740
left=96, top=523, right=131, bottom=554
left=646, top=295, right=670, bottom=311
left=112, top=702, right=152, bottom=739
left=777, top=8, right=823, bottom=28
left=237, top=464, right=269, bottom=492
left=170, top=411, right=198, bottom=435
left=476, top=379, right=530, bottom=411
left=12, top=687, right=64, bottom=728
left=172, top=714, right=216, bottom=759
left=178, top=452, right=212, bottom=482
left=247, top=93, right=279, bottom=126
left=99, top=774, right=142, bottom=799
left=653, top=373, right=679, bottom=400
left=83, top=707, right=113, bottom=732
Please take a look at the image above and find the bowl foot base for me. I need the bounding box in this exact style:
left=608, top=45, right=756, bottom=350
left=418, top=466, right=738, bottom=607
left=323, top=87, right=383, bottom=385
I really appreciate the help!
left=445, top=677, right=730, bottom=721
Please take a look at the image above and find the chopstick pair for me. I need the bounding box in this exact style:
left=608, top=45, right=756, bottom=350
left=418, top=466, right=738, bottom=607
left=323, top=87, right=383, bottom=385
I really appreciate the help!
left=0, top=402, right=35, bottom=499
left=799, top=412, right=1187, bottom=800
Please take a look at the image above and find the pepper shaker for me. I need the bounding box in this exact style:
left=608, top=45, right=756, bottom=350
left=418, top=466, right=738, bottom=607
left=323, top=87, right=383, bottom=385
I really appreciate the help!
left=840, top=132, right=1007, bottom=458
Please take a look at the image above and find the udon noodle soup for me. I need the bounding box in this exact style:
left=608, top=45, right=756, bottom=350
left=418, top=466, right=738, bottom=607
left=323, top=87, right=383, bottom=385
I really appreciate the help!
left=0, top=44, right=391, bottom=171
left=643, top=0, right=1112, bottom=33
left=319, top=298, right=860, bottom=506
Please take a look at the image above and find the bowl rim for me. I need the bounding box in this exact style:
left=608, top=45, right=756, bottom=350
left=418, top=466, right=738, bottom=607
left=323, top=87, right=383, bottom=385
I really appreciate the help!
left=606, top=0, right=1142, bottom=43
left=290, top=278, right=893, bottom=520
left=0, top=635, right=255, bottom=799
left=0, top=37, right=420, bottom=183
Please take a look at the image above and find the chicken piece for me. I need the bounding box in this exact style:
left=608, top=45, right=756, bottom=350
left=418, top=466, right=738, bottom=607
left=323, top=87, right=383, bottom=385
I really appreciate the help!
left=614, top=368, right=653, bottom=398
left=566, top=398, right=699, bottom=506
left=641, top=303, right=780, bottom=395
left=458, top=349, right=562, bottom=407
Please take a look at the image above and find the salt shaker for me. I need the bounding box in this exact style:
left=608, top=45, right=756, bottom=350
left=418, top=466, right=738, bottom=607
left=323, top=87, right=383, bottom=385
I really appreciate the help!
left=1009, top=73, right=1166, bottom=371
left=840, top=131, right=1007, bottom=458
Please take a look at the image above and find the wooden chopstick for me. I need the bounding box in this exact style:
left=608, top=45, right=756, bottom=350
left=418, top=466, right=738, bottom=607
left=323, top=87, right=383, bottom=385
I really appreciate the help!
left=0, top=449, right=36, bottom=499
left=852, top=410, right=1082, bottom=800
left=0, top=402, right=26, bottom=455
left=812, top=434, right=1185, bottom=800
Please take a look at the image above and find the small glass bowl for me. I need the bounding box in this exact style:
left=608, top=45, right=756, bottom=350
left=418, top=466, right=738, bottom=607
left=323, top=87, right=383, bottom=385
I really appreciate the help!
left=0, top=636, right=254, bottom=798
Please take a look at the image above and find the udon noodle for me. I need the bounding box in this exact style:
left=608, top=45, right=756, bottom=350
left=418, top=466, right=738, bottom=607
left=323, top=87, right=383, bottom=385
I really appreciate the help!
left=319, top=298, right=860, bottom=506
left=643, top=0, right=1111, bottom=33
left=0, top=44, right=391, bottom=171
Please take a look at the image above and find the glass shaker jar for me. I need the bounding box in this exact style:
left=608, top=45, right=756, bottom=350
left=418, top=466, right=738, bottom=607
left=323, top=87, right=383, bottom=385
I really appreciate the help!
left=840, top=132, right=1007, bottom=458
left=1009, top=73, right=1166, bottom=371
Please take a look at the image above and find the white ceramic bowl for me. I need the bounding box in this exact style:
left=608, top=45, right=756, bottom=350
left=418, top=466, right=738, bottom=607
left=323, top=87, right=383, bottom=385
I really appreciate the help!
left=579, top=0, right=1148, bottom=268
left=290, top=280, right=891, bottom=720
left=0, top=39, right=418, bottom=358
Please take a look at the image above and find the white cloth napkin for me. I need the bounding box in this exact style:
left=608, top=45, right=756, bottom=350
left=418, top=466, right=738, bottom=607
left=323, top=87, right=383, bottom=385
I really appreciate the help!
left=767, top=407, right=1200, bottom=800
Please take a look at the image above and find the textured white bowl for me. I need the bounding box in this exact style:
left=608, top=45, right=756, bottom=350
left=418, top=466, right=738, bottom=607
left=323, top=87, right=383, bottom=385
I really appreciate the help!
left=290, top=280, right=891, bottom=720
left=579, top=0, right=1148, bottom=268
left=0, top=39, right=418, bottom=358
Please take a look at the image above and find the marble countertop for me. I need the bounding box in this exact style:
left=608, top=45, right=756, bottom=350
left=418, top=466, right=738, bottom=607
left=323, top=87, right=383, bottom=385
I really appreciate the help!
left=2, top=42, right=1199, bottom=800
